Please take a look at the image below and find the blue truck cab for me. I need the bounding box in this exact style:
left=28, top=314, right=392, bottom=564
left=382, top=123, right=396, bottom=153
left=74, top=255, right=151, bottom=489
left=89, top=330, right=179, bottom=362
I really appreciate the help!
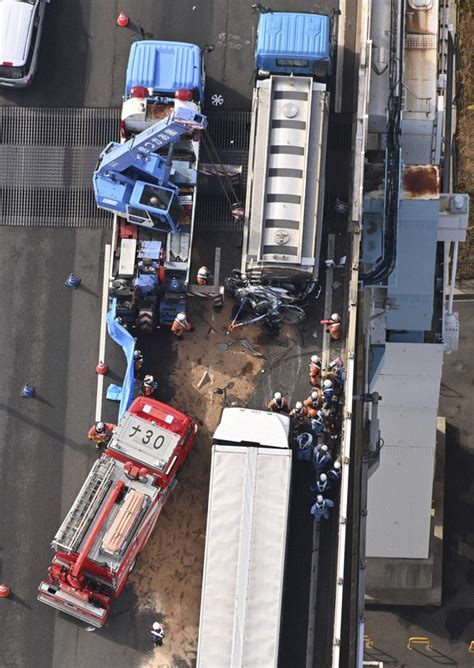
left=255, top=12, right=332, bottom=78
left=121, top=41, right=205, bottom=138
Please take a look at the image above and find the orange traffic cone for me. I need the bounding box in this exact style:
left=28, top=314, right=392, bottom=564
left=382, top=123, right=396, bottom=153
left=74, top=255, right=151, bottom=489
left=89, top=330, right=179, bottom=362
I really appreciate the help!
left=96, top=361, right=108, bottom=375
left=116, top=11, right=129, bottom=27
left=0, top=583, right=11, bottom=598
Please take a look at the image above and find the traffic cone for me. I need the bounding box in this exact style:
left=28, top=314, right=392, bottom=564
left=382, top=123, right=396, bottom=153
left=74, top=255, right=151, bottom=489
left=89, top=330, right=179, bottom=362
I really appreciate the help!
left=0, top=583, right=11, bottom=598
left=21, top=383, right=35, bottom=398
left=65, top=273, right=81, bottom=289
left=96, top=361, right=108, bottom=375
left=116, top=10, right=129, bottom=27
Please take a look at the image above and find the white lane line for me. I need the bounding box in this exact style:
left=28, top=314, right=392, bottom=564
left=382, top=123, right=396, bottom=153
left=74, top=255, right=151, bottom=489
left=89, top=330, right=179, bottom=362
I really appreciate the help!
left=322, top=234, right=336, bottom=367
left=305, top=233, right=336, bottom=668
left=305, top=523, right=321, bottom=668
left=95, top=243, right=111, bottom=421
left=335, top=0, right=347, bottom=114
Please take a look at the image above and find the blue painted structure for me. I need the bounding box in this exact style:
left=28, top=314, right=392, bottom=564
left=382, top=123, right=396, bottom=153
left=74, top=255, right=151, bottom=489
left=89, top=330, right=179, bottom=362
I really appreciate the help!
left=125, top=41, right=204, bottom=104
left=256, top=12, right=332, bottom=76
left=93, top=106, right=206, bottom=230
left=362, top=197, right=438, bottom=334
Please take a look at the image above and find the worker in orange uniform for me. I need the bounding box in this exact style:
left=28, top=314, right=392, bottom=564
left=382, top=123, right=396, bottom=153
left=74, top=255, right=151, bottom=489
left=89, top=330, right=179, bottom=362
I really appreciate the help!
left=325, top=313, right=341, bottom=341
left=309, top=355, right=322, bottom=386
left=196, top=266, right=210, bottom=285
left=171, top=312, right=193, bottom=337
left=88, top=421, right=116, bottom=449
left=267, top=391, right=289, bottom=414
left=304, top=390, right=322, bottom=417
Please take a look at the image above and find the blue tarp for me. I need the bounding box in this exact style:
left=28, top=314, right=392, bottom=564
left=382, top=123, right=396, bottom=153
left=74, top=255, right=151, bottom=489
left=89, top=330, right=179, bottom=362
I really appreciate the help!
left=107, top=299, right=136, bottom=421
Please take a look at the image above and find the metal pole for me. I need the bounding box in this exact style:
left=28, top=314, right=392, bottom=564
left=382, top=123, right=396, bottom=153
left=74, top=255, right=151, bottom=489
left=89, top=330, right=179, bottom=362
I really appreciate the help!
left=448, top=241, right=459, bottom=314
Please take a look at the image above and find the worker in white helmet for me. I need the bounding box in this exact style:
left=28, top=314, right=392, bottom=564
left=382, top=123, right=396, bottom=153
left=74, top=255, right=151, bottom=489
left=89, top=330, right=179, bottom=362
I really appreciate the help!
left=309, top=354, right=322, bottom=386
left=327, top=460, right=342, bottom=483
left=196, top=266, right=211, bottom=286
left=171, top=311, right=193, bottom=337
left=141, top=375, right=158, bottom=398
left=304, top=389, right=322, bottom=417
left=327, top=313, right=341, bottom=341
left=150, top=621, right=165, bottom=646
left=312, top=443, right=332, bottom=473
left=310, top=494, right=334, bottom=521
left=88, top=420, right=116, bottom=449
left=310, top=472, right=334, bottom=497
left=290, top=401, right=307, bottom=431
left=267, top=391, right=289, bottom=414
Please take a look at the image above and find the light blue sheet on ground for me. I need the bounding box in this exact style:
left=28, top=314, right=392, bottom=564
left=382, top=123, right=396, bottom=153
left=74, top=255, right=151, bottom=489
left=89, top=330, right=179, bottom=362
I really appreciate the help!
left=106, top=298, right=136, bottom=420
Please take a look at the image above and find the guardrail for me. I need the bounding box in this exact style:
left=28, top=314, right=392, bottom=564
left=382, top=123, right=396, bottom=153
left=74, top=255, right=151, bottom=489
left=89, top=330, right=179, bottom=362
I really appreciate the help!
left=331, top=0, right=373, bottom=665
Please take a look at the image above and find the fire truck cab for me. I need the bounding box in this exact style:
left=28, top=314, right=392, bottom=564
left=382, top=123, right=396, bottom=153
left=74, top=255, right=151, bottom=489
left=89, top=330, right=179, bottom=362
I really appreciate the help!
left=37, top=396, right=197, bottom=627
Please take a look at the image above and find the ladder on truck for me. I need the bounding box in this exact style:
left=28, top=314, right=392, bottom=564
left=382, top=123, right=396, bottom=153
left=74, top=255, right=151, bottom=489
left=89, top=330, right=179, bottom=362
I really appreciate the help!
left=259, top=76, right=313, bottom=266
left=53, top=458, right=116, bottom=553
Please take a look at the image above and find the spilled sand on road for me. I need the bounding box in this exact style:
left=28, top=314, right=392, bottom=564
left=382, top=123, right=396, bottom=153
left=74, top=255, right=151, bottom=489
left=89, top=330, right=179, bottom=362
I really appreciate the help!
left=133, top=301, right=265, bottom=668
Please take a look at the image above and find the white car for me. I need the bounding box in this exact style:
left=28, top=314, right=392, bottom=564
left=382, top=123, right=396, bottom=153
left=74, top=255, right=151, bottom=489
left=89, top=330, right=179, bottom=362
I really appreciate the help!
left=0, top=0, right=49, bottom=87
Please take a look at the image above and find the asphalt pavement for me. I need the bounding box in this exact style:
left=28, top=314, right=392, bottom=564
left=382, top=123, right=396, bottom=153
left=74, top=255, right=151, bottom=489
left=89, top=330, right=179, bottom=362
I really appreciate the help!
left=0, top=1, right=359, bottom=666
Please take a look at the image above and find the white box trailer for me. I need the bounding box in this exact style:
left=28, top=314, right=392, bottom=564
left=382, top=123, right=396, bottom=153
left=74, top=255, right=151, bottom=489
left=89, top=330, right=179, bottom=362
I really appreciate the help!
left=197, top=408, right=292, bottom=668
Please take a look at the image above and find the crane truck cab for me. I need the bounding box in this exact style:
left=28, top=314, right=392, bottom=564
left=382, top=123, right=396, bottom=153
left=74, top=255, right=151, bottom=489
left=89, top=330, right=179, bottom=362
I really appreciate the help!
left=121, top=40, right=205, bottom=140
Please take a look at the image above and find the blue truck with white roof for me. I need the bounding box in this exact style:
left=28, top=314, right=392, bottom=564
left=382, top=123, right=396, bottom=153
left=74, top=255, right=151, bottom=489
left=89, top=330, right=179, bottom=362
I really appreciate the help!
left=121, top=40, right=205, bottom=139
left=241, top=11, right=333, bottom=292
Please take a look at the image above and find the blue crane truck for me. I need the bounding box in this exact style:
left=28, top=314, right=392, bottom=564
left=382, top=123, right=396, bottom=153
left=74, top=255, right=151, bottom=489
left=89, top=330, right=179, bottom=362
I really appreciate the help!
left=93, top=41, right=205, bottom=332
left=241, top=11, right=333, bottom=294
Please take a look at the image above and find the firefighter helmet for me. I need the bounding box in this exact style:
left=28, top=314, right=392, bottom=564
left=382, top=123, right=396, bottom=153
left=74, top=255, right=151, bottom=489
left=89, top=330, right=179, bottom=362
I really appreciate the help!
left=295, top=401, right=303, bottom=410
left=274, top=392, right=282, bottom=400
left=176, top=312, right=187, bottom=323
left=95, top=421, right=105, bottom=433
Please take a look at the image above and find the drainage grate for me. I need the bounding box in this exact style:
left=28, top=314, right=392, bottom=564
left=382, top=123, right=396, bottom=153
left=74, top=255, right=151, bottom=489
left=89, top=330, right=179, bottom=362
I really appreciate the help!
left=327, top=118, right=353, bottom=151
left=204, top=111, right=251, bottom=152
left=0, top=107, right=120, bottom=146
left=0, top=107, right=119, bottom=227
left=0, top=107, right=251, bottom=230
left=195, top=193, right=244, bottom=232
left=195, top=111, right=251, bottom=231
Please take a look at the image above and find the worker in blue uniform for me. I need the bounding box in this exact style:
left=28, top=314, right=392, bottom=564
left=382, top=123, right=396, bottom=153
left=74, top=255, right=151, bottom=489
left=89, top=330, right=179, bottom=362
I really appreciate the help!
left=310, top=472, right=334, bottom=497
left=296, top=432, right=313, bottom=461
left=310, top=494, right=335, bottom=521
left=327, top=460, right=342, bottom=483
left=312, top=443, right=332, bottom=473
left=310, top=410, right=326, bottom=437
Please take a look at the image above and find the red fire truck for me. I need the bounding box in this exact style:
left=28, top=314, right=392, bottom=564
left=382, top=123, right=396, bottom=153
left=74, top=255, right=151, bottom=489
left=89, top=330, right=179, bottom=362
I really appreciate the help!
left=37, top=396, right=197, bottom=627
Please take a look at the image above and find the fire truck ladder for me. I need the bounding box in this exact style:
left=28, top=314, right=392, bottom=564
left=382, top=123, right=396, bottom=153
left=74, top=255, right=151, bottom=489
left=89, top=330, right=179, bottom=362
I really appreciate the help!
left=53, top=458, right=116, bottom=554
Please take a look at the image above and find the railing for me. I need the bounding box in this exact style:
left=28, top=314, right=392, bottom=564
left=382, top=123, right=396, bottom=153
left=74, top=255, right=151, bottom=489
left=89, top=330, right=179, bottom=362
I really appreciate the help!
left=331, top=0, right=373, bottom=665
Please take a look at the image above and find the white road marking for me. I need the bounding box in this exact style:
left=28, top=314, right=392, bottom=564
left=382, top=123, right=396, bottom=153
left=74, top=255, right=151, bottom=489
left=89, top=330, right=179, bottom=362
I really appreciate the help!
left=95, top=244, right=111, bottom=421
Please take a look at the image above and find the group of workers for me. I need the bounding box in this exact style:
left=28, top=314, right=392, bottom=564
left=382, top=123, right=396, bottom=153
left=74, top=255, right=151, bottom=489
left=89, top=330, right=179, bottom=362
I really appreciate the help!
left=87, top=348, right=161, bottom=448
left=170, top=265, right=210, bottom=337
left=267, top=353, right=345, bottom=521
